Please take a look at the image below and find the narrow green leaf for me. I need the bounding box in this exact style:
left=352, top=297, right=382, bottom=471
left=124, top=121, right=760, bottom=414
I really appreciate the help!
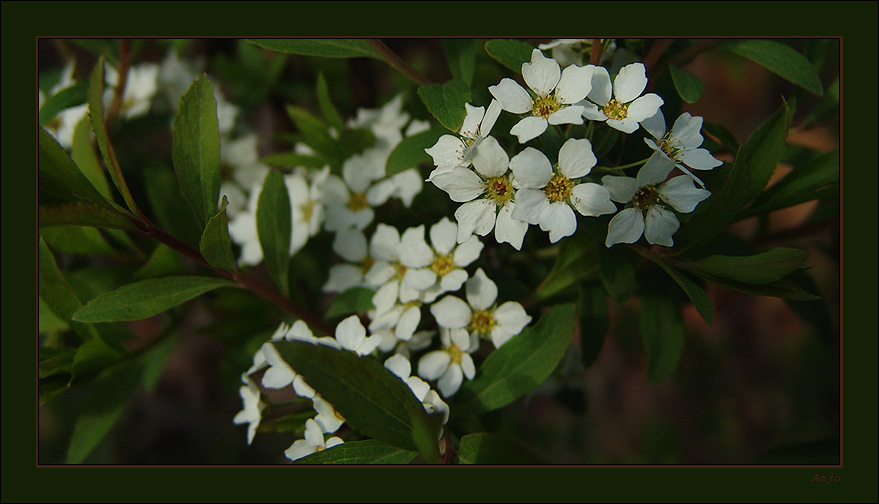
left=385, top=127, right=445, bottom=176
left=39, top=82, right=89, bottom=126
left=39, top=127, right=112, bottom=208
left=294, top=439, right=418, bottom=465
left=702, top=121, right=739, bottom=155
left=87, top=58, right=143, bottom=218
left=316, top=72, right=345, bottom=131
left=67, top=361, right=143, bottom=463
left=132, top=244, right=185, bottom=280
left=417, top=79, right=471, bottom=132
left=41, top=225, right=117, bottom=257
left=644, top=254, right=715, bottom=325
left=247, top=39, right=382, bottom=59
left=72, top=276, right=236, bottom=323
left=740, top=150, right=839, bottom=219
left=273, top=340, right=441, bottom=462
left=142, top=333, right=178, bottom=393
left=668, top=63, right=704, bottom=103
left=686, top=248, right=808, bottom=285
left=261, top=152, right=329, bottom=170
left=690, top=270, right=820, bottom=301
left=200, top=196, right=238, bottom=273
left=39, top=297, right=69, bottom=335
left=335, top=128, right=378, bottom=162
left=639, top=295, right=685, bottom=384
left=173, top=74, right=222, bottom=228
left=143, top=164, right=203, bottom=245
left=38, top=236, right=101, bottom=343
left=577, top=283, right=610, bottom=369
left=39, top=347, right=76, bottom=379
left=257, top=410, right=315, bottom=434
left=285, top=105, right=336, bottom=155
left=455, top=304, right=576, bottom=414
left=443, top=39, right=477, bottom=86
left=71, top=115, right=113, bottom=199
left=723, top=40, right=823, bottom=96
left=69, top=330, right=126, bottom=383
left=537, top=234, right=599, bottom=301
left=484, top=39, right=534, bottom=73
left=39, top=203, right=140, bottom=232
left=457, top=432, right=544, bottom=464
left=256, top=170, right=292, bottom=296
left=325, top=287, right=376, bottom=319
left=598, top=246, right=637, bottom=305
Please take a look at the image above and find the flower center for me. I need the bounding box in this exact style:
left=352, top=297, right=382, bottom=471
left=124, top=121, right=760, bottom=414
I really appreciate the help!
left=485, top=176, right=513, bottom=204
left=300, top=200, right=315, bottom=223
left=393, top=261, right=408, bottom=279
left=470, top=309, right=495, bottom=335
left=657, top=134, right=681, bottom=159
left=603, top=99, right=628, bottom=120
left=448, top=343, right=463, bottom=365
left=631, top=185, right=659, bottom=209
left=532, top=95, right=560, bottom=119
left=544, top=173, right=574, bottom=203
left=431, top=253, right=455, bottom=277
left=360, top=256, right=375, bottom=274
left=347, top=192, right=368, bottom=211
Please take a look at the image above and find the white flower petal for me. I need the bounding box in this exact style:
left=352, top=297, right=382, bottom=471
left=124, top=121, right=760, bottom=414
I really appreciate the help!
left=400, top=225, right=433, bottom=268
left=366, top=178, right=396, bottom=206
left=547, top=105, right=585, bottom=126
left=370, top=224, right=401, bottom=261
left=429, top=217, right=458, bottom=255
left=539, top=202, right=577, bottom=242
left=522, top=48, right=561, bottom=97
left=637, top=152, right=676, bottom=186
left=455, top=199, right=497, bottom=240
left=262, top=365, right=296, bottom=389
left=510, top=189, right=548, bottom=225
left=489, top=78, right=532, bottom=114
left=303, top=418, right=325, bottom=447
left=678, top=148, right=723, bottom=171
left=437, top=364, right=464, bottom=397
left=602, top=175, right=640, bottom=203
left=494, top=202, right=528, bottom=250
left=403, top=268, right=437, bottom=290
left=471, top=136, right=510, bottom=178
left=292, top=375, right=316, bottom=398
left=372, top=281, right=400, bottom=316
left=605, top=207, right=645, bottom=247
left=644, top=205, right=680, bottom=247
left=460, top=103, right=485, bottom=139
left=431, top=168, right=485, bottom=203
left=509, top=147, right=553, bottom=189
left=570, top=183, right=616, bottom=217
left=510, top=116, right=548, bottom=144
left=395, top=305, right=421, bottom=341
left=384, top=354, right=412, bottom=379
left=418, top=351, right=452, bottom=381
left=359, top=334, right=383, bottom=356
left=335, top=315, right=366, bottom=352
left=606, top=117, right=640, bottom=134
left=325, top=437, right=344, bottom=449
left=613, top=63, right=648, bottom=104
left=558, top=138, right=597, bottom=179
left=555, top=64, right=594, bottom=104
left=641, top=109, right=667, bottom=140
left=494, top=301, right=531, bottom=337
left=391, top=169, right=423, bottom=207
left=449, top=327, right=472, bottom=350
left=581, top=101, right=608, bottom=121
left=324, top=264, right=362, bottom=293
left=364, top=261, right=395, bottom=287
left=466, top=268, right=497, bottom=311
left=430, top=295, right=471, bottom=329
left=285, top=439, right=317, bottom=461
left=461, top=354, right=476, bottom=380
left=490, top=326, right=515, bottom=349
left=670, top=112, right=704, bottom=149
left=425, top=135, right=466, bottom=170
left=587, top=66, right=612, bottom=106
left=625, top=93, right=664, bottom=123
left=658, top=176, right=711, bottom=213
left=452, top=235, right=483, bottom=266
left=333, top=228, right=367, bottom=262
left=439, top=268, right=468, bottom=293
left=480, top=99, right=502, bottom=139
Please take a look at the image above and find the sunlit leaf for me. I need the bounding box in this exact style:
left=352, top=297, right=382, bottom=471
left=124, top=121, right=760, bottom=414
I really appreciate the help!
left=417, top=79, right=471, bottom=132
left=256, top=170, right=292, bottom=295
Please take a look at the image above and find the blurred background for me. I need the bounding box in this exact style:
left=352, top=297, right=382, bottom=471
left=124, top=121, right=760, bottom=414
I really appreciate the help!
left=37, top=38, right=840, bottom=464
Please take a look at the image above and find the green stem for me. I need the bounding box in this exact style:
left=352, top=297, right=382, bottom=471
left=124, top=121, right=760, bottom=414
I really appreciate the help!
left=595, top=156, right=652, bottom=173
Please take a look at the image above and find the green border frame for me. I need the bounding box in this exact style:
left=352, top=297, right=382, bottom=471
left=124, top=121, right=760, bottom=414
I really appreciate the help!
left=5, top=1, right=876, bottom=502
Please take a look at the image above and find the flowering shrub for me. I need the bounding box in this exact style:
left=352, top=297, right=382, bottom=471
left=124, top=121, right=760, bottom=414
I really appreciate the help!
left=38, top=37, right=839, bottom=465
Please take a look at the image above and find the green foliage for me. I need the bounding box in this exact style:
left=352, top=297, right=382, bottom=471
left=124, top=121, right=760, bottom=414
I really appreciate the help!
left=722, top=40, right=824, bottom=96
left=578, top=282, right=610, bottom=369
left=455, top=304, right=576, bottom=414
left=598, top=246, right=637, bottom=305
left=142, top=333, right=178, bottom=392
left=41, top=226, right=117, bottom=257
left=385, top=127, right=445, bottom=176
left=740, top=150, right=839, bottom=219
left=443, top=39, right=477, bottom=86
left=685, top=247, right=808, bottom=285
left=262, top=152, right=328, bottom=170
left=457, top=432, right=544, bottom=464
left=536, top=234, right=599, bottom=301
left=257, top=409, right=315, bottom=434
left=256, top=170, right=292, bottom=295
left=286, top=104, right=337, bottom=154
left=38, top=127, right=114, bottom=208
left=417, top=79, right=471, bottom=132
left=316, top=72, right=345, bottom=131
left=247, top=39, right=382, bottom=59
left=294, top=439, right=418, bottom=465
left=668, top=63, right=704, bottom=103
left=172, top=75, right=222, bottom=228
left=38, top=236, right=101, bottom=343
left=484, top=39, right=534, bottom=73
left=200, top=196, right=238, bottom=273
left=273, top=340, right=442, bottom=463
left=325, top=287, right=375, bottom=320
left=72, top=276, right=236, bottom=323
left=39, top=82, right=88, bottom=126
left=644, top=254, right=715, bottom=325
left=71, top=117, right=113, bottom=199
left=639, top=295, right=685, bottom=384
left=132, top=244, right=185, bottom=280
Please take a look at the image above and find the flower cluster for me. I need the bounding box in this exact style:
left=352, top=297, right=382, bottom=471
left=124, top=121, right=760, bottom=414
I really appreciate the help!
left=426, top=47, right=722, bottom=249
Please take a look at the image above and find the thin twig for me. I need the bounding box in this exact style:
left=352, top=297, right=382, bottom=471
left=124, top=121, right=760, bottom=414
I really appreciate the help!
left=642, top=39, right=675, bottom=73
left=590, top=38, right=602, bottom=65
left=106, top=39, right=131, bottom=130
left=367, top=39, right=432, bottom=86
left=669, top=39, right=724, bottom=67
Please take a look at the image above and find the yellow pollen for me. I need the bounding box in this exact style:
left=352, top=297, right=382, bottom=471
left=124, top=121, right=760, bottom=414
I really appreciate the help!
left=431, top=254, right=455, bottom=277
left=470, top=309, right=495, bottom=335
left=299, top=200, right=315, bottom=223
left=603, top=99, right=628, bottom=120
left=393, top=261, right=407, bottom=279
left=347, top=192, right=368, bottom=211
left=544, top=173, right=574, bottom=203
left=360, top=256, right=375, bottom=274
left=532, top=95, right=561, bottom=119
left=657, top=134, right=681, bottom=159
left=448, top=344, right=463, bottom=364
left=485, top=176, right=513, bottom=204
left=631, top=185, right=658, bottom=209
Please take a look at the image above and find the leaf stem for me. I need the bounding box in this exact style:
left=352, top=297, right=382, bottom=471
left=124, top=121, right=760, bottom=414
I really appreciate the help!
left=590, top=38, right=602, bottom=65
left=595, top=156, right=651, bottom=173
left=367, top=39, right=432, bottom=86
left=106, top=39, right=131, bottom=131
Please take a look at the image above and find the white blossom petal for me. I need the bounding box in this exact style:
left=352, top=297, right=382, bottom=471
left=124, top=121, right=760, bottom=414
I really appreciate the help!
left=453, top=235, right=483, bottom=266
left=370, top=224, right=401, bottom=261
left=425, top=135, right=466, bottom=171
left=644, top=205, right=680, bottom=247
left=613, top=63, right=648, bottom=104
left=366, top=178, right=397, bottom=206
left=587, top=66, right=612, bottom=106
left=418, top=351, right=451, bottom=381
left=494, top=202, right=528, bottom=250
left=510, top=147, right=553, bottom=189
left=439, top=268, right=469, bottom=293
left=493, top=301, right=531, bottom=338
left=558, top=138, right=597, bottom=179
left=606, top=117, right=640, bottom=134
left=605, top=207, right=645, bottom=247
left=581, top=101, right=607, bottom=121
left=637, top=153, right=676, bottom=186
left=658, top=176, right=711, bottom=213
left=461, top=354, right=476, bottom=380
left=489, top=78, right=532, bottom=114
left=678, top=148, right=723, bottom=171
left=641, top=109, right=667, bottom=140
left=335, top=315, right=367, bottom=353
left=430, top=217, right=459, bottom=255
left=547, top=105, right=585, bottom=126
left=396, top=305, right=421, bottom=341
left=430, top=295, right=471, bottom=329
left=372, top=280, right=400, bottom=316
left=522, top=48, right=561, bottom=97
left=539, top=202, right=577, bottom=243
left=384, top=354, right=412, bottom=379
left=670, top=112, right=704, bottom=148
left=460, top=103, right=486, bottom=139
left=570, top=183, right=616, bottom=217
left=437, top=364, right=464, bottom=397
left=403, top=268, right=437, bottom=290
left=625, top=93, right=663, bottom=122
left=480, top=99, right=502, bottom=139
left=400, top=226, right=434, bottom=268
left=466, top=268, right=497, bottom=311
left=471, top=136, right=510, bottom=178
left=455, top=200, right=496, bottom=240
left=510, top=116, right=548, bottom=144
left=602, top=175, right=640, bottom=203
left=333, top=229, right=367, bottom=262
left=431, top=168, right=485, bottom=203
left=555, top=64, right=593, bottom=104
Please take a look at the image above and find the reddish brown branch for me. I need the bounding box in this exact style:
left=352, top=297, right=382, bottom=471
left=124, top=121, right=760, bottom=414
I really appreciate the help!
left=367, top=39, right=432, bottom=86
left=106, top=39, right=131, bottom=130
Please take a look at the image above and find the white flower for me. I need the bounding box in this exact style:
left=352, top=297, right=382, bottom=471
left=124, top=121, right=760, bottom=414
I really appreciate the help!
left=425, top=100, right=502, bottom=177
left=228, top=180, right=265, bottom=266
left=538, top=39, right=616, bottom=68
left=378, top=328, right=435, bottom=356
left=219, top=134, right=270, bottom=217
left=430, top=136, right=529, bottom=250
left=418, top=328, right=478, bottom=398
left=312, top=394, right=345, bottom=434
left=334, top=315, right=382, bottom=356
left=489, top=48, right=593, bottom=143
left=349, top=94, right=410, bottom=148
left=43, top=104, right=88, bottom=150
left=641, top=111, right=723, bottom=188
left=259, top=341, right=298, bottom=390
left=581, top=63, right=663, bottom=134
left=603, top=158, right=711, bottom=247
left=233, top=375, right=265, bottom=445
left=320, top=154, right=396, bottom=232
left=323, top=229, right=375, bottom=293
left=104, top=62, right=159, bottom=120
left=399, top=218, right=483, bottom=303
left=383, top=354, right=449, bottom=438
left=287, top=167, right=329, bottom=254
left=510, top=138, right=616, bottom=243
left=430, top=268, right=531, bottom=348
left=390, top=168, right=424, bottom=208
left=364, top=224, right=421, bottom=306
left=368, top=290, right=422, bottom=344
left=284, top=418, right=344, bottom=462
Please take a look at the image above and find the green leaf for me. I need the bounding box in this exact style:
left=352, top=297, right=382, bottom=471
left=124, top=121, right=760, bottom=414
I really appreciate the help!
left=261, top=152, right=329, bottom=170
left=132, top=244, right=185, bottom=280
left=39, top=82, right=89, bottom=126
left=643, top=254, right=715, bottom=325
left=686, top=248, right=808, bottom=285
left=285, top=105, right=336, bottom=155
left=294, top=439, right=418, bottom=465
left=668, top=63, right=704, bottom=103
left=71, top=39, right=119, bottom=66
left=200, top=196, right=238, bottom=273
left=484, top=39, right=534, bottom=73
left=39, top=203, right=140, bottom=232
left=681, top=103, right=789, bottom=252
left=723, top=40, right=823, bottom=96
left=455, top=304, right=576, bottom=414
left=173, top=74, right=222, bottom=228
left=40, top=226, right=117, bottom=257
left=39, top=347, right=76, bottom=379
left=443, top=39, right=477, bottom=86
left=702, top=121, right=740, bottom=155
left=39, top=376, right=71, bottom=405
left=536, top=234, right=599, bottom=301
left=256, top=409, right=315, bottom=434
left=39, top=127, right=113, bottom=208
left=639, top=295, right=685, bottom=384
left=325, top=287, right=376, bottom=319
left=247, top=39, right=382, bottom=59
left=598, top=246, right=637, bottom=305
left=577, top=283, right=610, bottom=369
left=385, top=127, right=445, bottom=176
left=740, top=150, right=839, bottom=219
left=72, top=276, right=236, bottom=323
left=142, top=333, right=178, bottom=392
left=71, top=116, right=113, bottom=199
left=273, top=340, right=442, bottom=462
left=691, top=270, right=820, bottom=301
left=143, top=164, right=202, bottom=245
left=39, top=297, right=69, bottom=335
left=87, top=59, right=143, bottom=218
left=457, top=432, right=544, bottom=464
left=67, top=361, right=143, bottom=463
left=334, top=128, right=378, bottom=162
left=256, top=170, right=292, bottom=296
left=417, top=79, right=471, bottom=132
left=39, top=236, right=101, bottom=343
left=70, top=337, right=126, bottom=382
left=316, top=72, right=345, bottom=131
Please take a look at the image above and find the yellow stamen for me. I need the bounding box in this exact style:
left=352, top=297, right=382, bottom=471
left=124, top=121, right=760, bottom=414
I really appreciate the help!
left=431, top=254, right=455, bottom=277
left=485, top=176, right=513, bottom=204
left=544, top=173, right=574, bottom=203
left=470, top=309, right=495, bottom=336
left=603, top=99, right=628, bottom=120
left=347, top=192, right=368, bottom=211
left=532, top=95, right=561, bottom=119
left=631, top=185, right=659, bottom=209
